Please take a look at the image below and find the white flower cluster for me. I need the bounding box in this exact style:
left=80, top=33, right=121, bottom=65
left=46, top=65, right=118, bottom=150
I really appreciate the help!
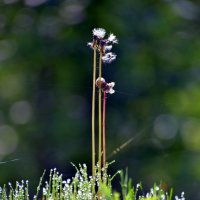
left=88, top=27, right=118, bottom=64
left=88, top=28, right=117, bottom=95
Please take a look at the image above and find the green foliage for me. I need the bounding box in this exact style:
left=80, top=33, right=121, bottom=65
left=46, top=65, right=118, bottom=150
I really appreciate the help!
left=0, top=1, right=199, bottom=199
left=0, top=164, right=185, bottom=200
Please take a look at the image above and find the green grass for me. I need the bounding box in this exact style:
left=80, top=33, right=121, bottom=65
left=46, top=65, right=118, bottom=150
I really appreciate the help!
left=0, top=163, right=185, bottom=200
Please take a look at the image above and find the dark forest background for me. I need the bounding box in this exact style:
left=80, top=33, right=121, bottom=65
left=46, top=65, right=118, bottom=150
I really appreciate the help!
left=0, top=0, right=200, bottom=199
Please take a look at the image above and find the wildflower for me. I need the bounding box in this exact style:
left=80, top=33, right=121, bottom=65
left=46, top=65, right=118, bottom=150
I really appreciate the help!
left=96, top=77, right=115, bottom=94
left=87, top=28, right=106, bottom=49
left=107, top=33, right=118, bottom=44
left=104, top=45, right=112, bottom=52
left=88, top=28, right=118, bottom=56
left=93, top=28, right=106, bottom=39
left=104, top=82, right=115, bottom=94
left=102, top=52, right=117, bottom=63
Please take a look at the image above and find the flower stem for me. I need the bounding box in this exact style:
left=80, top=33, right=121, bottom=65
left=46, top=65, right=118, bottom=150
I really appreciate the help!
left=92, top=44, right=97, bottom=178
left=103, top=91, right=107, bottom=172
left=98, top=50, right=103, bottom=174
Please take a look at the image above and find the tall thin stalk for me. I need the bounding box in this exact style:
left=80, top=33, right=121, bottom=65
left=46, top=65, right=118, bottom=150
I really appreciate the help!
left=92, top=44, right=97, bottom=178
left=102, top=91, right=107, bottom=171
left=88, top=28, right=117, bottom=178
left=98, top=50, right=103, bottom=173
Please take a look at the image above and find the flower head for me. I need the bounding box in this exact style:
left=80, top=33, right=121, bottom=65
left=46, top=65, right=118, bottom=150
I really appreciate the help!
left=105, top=82, right=115, bottom=94
left=107, top=33, right=118, bottom=44
left=102, top=52, right=117, bottom=63
left=96, top=78, right=115, bottom=94
left=88, top=28, right=118, bottom=56
left=96, top=77, right=106, bottom=88
left=93, top=28, right=106, bottom=39
left=104, top=45, right=112, bottom=52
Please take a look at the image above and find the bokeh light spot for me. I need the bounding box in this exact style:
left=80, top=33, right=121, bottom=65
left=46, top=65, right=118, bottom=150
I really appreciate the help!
left=3, top=0, right=18, bottom=4
left=24, top=0, right=48, bottom=7
left=170, top=0, right=198, bottom=20
left=59, top=1, right=85, bottom=25
left=10, top=101, right=32, bottom=124
left=181, top=119, right=200, bottom=151
left=0, top=40, right=16, bottom=61
left=0, top=125, right=18, bottom=156
left=38, top=16, right=61, bottom=38
left=0, top=74, right=24, bottom=99
left=154, top=114, right=178, bottom=140
left=13, top=8, right=35, bottom=34
left=0, top=15, right=6, bottom=33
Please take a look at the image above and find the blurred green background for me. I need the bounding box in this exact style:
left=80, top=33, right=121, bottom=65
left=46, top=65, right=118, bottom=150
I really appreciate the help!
left=0, top=0, right=200, bottom=198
